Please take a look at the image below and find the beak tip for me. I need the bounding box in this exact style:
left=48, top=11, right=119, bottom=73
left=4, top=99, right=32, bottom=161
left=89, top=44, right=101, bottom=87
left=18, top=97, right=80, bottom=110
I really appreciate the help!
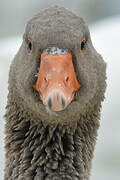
left=46, top=93, right=67, bottom=111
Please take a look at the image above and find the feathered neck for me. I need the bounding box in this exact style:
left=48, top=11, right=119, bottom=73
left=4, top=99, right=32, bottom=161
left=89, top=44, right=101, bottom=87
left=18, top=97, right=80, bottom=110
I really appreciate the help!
left=5, top=98, right=100, bottom=180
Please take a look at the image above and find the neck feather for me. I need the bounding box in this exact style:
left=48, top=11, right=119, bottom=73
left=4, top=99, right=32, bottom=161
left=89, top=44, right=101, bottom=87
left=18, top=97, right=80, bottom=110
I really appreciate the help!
left=4, top=100, right=100, bottom=180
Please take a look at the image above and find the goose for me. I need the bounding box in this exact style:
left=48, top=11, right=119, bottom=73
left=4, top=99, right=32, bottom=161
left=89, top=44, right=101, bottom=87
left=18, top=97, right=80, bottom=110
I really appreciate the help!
left=4, top=6, right=106, bottom=180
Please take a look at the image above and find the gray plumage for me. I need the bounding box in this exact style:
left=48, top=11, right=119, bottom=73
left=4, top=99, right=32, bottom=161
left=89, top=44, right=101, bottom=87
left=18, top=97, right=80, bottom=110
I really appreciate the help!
left=4, top=6, right=106, bottom=180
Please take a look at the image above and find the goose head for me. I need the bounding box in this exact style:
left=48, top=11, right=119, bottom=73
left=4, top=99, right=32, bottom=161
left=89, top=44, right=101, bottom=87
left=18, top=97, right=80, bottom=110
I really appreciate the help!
left=8, top=6, right=106, bottom=125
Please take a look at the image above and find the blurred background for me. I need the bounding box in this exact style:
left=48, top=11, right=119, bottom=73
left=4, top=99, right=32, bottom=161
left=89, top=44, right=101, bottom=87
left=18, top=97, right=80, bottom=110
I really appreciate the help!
left=0, top=0, right=120, bottom=180
left=1, top=0, right=120, bottom=38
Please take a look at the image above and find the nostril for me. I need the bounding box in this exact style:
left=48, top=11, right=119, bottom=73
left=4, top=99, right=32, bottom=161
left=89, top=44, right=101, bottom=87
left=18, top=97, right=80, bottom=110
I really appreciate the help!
left=44, top=77, right=48, bottom=83
left=43, top=77, right=49, bottom=89
left=64, top=76, right=70, bottom=87
left=65, top=76, right=69, bottom=82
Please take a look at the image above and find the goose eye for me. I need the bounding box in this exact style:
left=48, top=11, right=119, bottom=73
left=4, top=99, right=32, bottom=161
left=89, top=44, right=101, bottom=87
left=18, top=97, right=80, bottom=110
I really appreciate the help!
left=81, top=39, right=86, bottom=51
left=27, top=39, right=32, bottom=52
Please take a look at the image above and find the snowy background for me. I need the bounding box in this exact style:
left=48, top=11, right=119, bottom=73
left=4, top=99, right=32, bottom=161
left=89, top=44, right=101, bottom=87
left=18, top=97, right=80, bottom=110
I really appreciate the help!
left=0, top=1, right=120, bottom=180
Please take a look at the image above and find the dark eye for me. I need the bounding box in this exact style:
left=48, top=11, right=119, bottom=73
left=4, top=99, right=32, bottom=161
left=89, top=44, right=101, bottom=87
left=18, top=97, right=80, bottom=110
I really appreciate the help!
left=27, top=38, right=32, bottom=52
left=81, top=39, right=86, bottom=51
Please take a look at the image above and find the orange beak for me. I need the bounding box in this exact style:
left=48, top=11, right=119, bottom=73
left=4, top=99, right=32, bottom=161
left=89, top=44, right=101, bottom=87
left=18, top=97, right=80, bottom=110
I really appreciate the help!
left=33, top=53, right=80, bottom=111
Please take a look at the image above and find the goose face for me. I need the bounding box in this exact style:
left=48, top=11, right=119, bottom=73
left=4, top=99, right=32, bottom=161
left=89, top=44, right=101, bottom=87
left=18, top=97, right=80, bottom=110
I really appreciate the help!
left=9, top=6, right=106, bottom=124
